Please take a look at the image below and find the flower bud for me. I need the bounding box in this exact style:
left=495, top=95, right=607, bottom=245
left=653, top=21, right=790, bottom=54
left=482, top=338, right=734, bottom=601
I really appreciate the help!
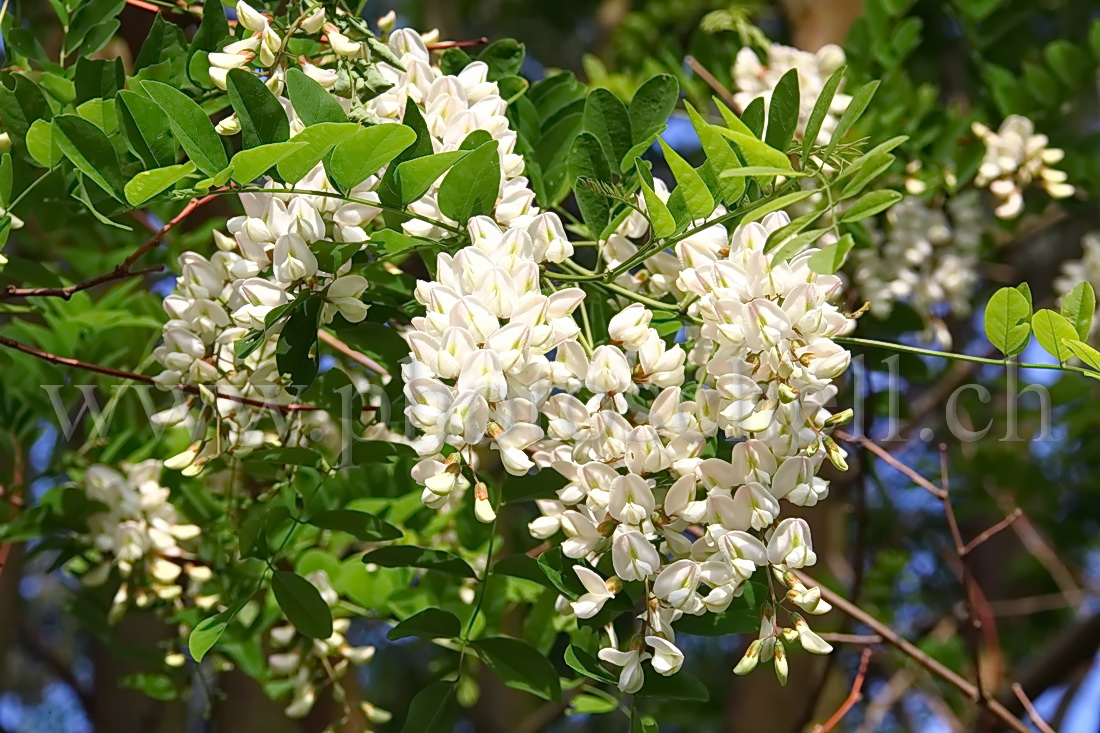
left=236, top=1, right=268, bottom=32
left=733, top=639, right=762, bottom=675
left=824, top=436, right=848, bottom=471
left=824, top=409, right=853, bottom=427
left=774, top=640, right=788, bottom=686
left=474, top=482, right=495, bottom=523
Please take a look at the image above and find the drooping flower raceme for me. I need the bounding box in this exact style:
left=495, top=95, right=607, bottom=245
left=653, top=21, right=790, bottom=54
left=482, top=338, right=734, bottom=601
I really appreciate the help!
left=403, top=161, right=852, bottom=688
left=972, top=115, right=1074, bottom=218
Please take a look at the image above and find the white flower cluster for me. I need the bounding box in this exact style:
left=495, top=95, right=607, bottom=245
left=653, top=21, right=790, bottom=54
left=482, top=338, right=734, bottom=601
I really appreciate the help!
left=152, top=173, right=372, bottom=473
left=78, top=461, right=210, bottom=616
left=852, top=192, right=984, bottom=344
left=1055, top=232, right=1100, bottom=337
left=732, top=42, right=850, bottom=145
left=368, top=30, right=539, bottom=237
left=267, top=570, right=384, bottom=722
left=405, top=174, right=852, bottom=688
left=972, top=115, right=1074, bottom=219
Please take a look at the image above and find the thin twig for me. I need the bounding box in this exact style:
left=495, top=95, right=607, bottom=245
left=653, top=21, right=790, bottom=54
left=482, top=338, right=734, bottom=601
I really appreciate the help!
left=318, top=331, right=390, bottom=378
left=834, top=430, right=946, bottom=499
left=938, top=445, right=988, bottom=708
left=426, top=38, right=489, bottom=50
left=795, top=571, right=1030, bottom=733
left=685, top=55, right=740, bottom=111
left=1012, top=684, right=1055, bottom=733
left=819, top=633, right=883, bottom=645
left=1, top=194, right=218, bottom=301
left=961, top=508, right=1024, bottom=557
left=0, top=334, right=374, bottom=414
left=813, top=648, right=872, bottom=733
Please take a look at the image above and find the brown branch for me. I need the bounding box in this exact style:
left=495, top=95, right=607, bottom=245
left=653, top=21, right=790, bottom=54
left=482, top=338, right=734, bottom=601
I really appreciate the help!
left=795, top=571, right=1031, bottom=733
left=834, top=430, right=946, bottom=499
left=1012, top=684, right=1055, bottom=733
left=318, top=331, right=390, bottom=378
left=819, top=633, right=883, bottom=645
left=0, top=334, right=375, bottom=414
left=426, top=38, right=489, bottom=50
left=1, top=194, right=219, bottom=301
left=685, top=55, right=740, bottom=112
left=813, top=648, right=872, bottom=733
left=961, top=508, right=1023, bottom=557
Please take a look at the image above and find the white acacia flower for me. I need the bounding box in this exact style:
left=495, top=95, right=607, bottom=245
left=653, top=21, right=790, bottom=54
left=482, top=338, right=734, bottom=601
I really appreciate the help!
left=598, top=647, right=649, bottom=693
left=612, top=530, right=661, bottom=582
left=570, top=566, right=615, bottom=618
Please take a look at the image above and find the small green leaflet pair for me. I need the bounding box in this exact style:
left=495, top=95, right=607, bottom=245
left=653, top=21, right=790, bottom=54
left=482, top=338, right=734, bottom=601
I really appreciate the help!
left=984, top=281, right=1100, bottom=370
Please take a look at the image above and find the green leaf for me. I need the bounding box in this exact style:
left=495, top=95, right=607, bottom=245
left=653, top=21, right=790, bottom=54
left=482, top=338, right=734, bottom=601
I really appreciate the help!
left=124, top=161, right=196, bottom=206
left=769, top=227, right=830, bottom=264
left=189, top=599, right=246, bottom=662
left=326, top=124, right=417, bottom=192
left=276, top=294, right=321, bottom=387
left=229, top=141, right=308, bottom=184
left=120, top=673, right=176, bottom=701
left=715, top=96, right=756, bottom=138
left=720, top=166, right=809, bottom=179
left=438, top=139, right=500, bottom=225
left=1033, top=309, right=1078, bottom=364
left=0, top=154, right=11, bottom=208
left=361, top=546, right=475, bottom=577
left=808, top=233, right=855, bottom=275
left=286, top=68, right=349, bottom=126
left=627, top=74, right=678, bottom=153
left=52, top=114, right=125, bottom=201
left=838, top=190, right=902, bottom=223
left=839, top=152, right=895, bottom=199
left=309, top=509, right=403, bottom=541
left=277, top=122, right=361, bottom=183
left=823, top=80, right=879, bottom=162
left=26, top=118, right=62, bottom=167
left=764, top=68, right=800, bottom=153
left=116, top=90, right=178, bottom=169
left=640, top=178, right=675, bottom=238
left=1061, top=281, right=1095, bottom=340
left=659, top=138, right=714, bottom=221
left=564, top=645, right=617, bottom=685
left=190, top=0, right=230, bottom=54
left=401, top=681, right=457, bottom=733
left=473, top=636, right=562, bottom=702
left=685, top=103, right=745, bottom=205
left=569, top=132, right=611, bottom=235
left=802, top=65, right=845, bottom=161
left=394, top=150, right=468, bottom=205
left=387, top=608, right=461, bottom=641
left=64, top=0, right=124, bottom=57
left=141, top=81, right=228, bottom=175
left=741, top=97, right=766, bottom=138
left=984, top=286, right=1033, bottom=357
left=1064, top=338, right=1100, bottom=372
left=74, top=56, right=124, bottom=103
left=571, top=694, right=618, bottom=715
left=227, top=68, right=290, bottom=148
left=584, top=88, right=632, bottom=174
left=1017, top=282, right=1033, bottom=311
left=535, top=547, right=584, bottom=599
left=271, top=570, right=334, bottom=640
left=714, top=127, right=792, bottom=175
left=477, top=39, right=525, bottom=80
